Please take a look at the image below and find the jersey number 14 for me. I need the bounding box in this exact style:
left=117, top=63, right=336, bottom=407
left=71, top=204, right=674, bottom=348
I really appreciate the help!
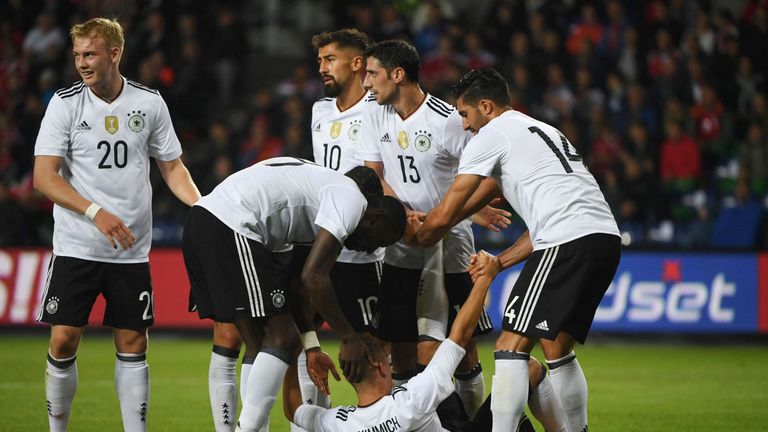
left=528, top=126, right=582, bottom=173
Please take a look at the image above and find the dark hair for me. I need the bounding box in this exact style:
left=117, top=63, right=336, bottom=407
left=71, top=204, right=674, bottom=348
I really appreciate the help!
left=369, top=195, right=406, bottom=241
left=345, top=166, right=383, bottom=199
left=363, top=39, right=420, bottom=83
left=312, top=28, right=370, bottom=53
left=452, top=69, right=511, bottom=106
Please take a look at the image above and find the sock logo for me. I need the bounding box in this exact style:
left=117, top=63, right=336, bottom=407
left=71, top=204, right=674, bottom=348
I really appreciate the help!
left=47, top=400, right=52, bottom=416
left=222, top=402, right=231, bottom=424
left=45, top=297, right=60, bottom=315
left=535, top=320, right=549, bottom=331
left=139, top=402, right=147, bottom=422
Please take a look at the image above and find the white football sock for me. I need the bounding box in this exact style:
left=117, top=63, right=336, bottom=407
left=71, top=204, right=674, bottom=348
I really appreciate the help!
left=491, top=351, right=528, bottom=432
left=240, top=357, right=254, bottom=402
left=210, top=346, right=240, bottom=432
left=115, top=352, right=149, bottom=432
left=46, top=353, right=77, bottom=432
left=548, top=352, right=588, bottom=432
left=454, top=362, right=485, bottom=417
left=528, top=366, right=568, bottom=432
left=237, top=349, right=289, bottom=432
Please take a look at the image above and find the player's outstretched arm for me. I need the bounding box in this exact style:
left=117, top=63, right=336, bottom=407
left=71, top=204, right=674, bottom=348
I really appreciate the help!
left=449, top=251, right=500, bottom=347
left=364, top=160, right=399, bottom=198
left=33, top=155, right=135, bottom=250
left=302, top=229, right=386, bottom=383
left=417, top=174, right=484, bottom=247
left=156, top=157, right=201, bottom=206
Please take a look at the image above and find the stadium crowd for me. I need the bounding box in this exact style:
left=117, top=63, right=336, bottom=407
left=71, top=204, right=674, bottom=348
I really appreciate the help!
left=2, top=0, right=768, bottom=249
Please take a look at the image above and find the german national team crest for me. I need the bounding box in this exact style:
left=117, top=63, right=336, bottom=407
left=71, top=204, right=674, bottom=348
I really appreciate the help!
left=128, top=110, right=146, bottom=133
left=414, top=130, right=431, bottom=152
left=45, top=296, right=60, bottom=315
left=330, top=121, right=342, bottom=139
left=105, top=116, right=119, bottom=134
left=348, top=120, right=361, bottom=141
left=397, top=130, right=409, bottom=149
left=270, top=289, right=286, bottom=308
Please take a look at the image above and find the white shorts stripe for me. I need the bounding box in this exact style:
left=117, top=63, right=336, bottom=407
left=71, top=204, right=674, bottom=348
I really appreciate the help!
left=515, top=247, right=558, bottom=332
left=234, top=233, right=257, bottom=317
left=521, top=245, right=559, bottom=332
left=240, top=238, right=265, bottom=317
left=36, top=255, right=57, bottom=321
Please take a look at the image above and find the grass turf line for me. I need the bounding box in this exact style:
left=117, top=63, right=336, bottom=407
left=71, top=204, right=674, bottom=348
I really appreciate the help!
left=1, top=335, right=767, bottom=431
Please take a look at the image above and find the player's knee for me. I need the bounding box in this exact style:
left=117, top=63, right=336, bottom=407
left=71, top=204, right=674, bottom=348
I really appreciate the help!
left=528, top=357, right=544, bottom=390
left=213, top=322, right=242, bottom=349
left=49, top=331, right=80, bottom=358
left=114, top=328, right=148, bottom=354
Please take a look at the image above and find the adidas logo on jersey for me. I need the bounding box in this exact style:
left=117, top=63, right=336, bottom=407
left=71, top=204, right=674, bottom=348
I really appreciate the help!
left=380, top=132, right=391, bottom=143
left=75, top=120, right=91, bottom=131
left=535, top=320, right=549, bottom=331
left=314, top=122, right=321, bottom=132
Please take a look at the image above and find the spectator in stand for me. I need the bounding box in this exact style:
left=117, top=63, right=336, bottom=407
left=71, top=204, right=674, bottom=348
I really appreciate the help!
left=588, top=119, right=623, bottom=182
left=736, top=122, right=768, bottom=201
left=537, top=63, right=574, bottom=125
left=421, top=35, right=460, bottom=90
left=500, top=31, right=530, bottom=75
left=660, top=119, right=702, bottom=188
left=457, top=32, right=496, bottom=70
left=599, top=0, right=629, bottom=68
left=238, top=115, right=283, bottom=168
left=507, top=64, right=536, bottom=114
left=617, top=26, right=642, bottom=82
left=566, top=3, right=603, bottom=56
left=22, top=13, right=65, bottom=64
left=647, top=28, right=679, bottom=80
left=735, top=56, right=765, bottom=117
left=620, top=82, right=658, bottom=139
left=411, top=0, right=450, bottom=55
left=691, top=84, right=730, bottom=172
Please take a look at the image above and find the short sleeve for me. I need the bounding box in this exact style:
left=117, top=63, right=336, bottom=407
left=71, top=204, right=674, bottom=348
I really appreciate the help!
left=399, top=339, right=466, bottom=414
left=457, top=127, right=506, bottom=178
left=358, top=103, right=382, bottom=162
left=294, top=405, right=332, bottom=431
left=147, top=94, right=183, bottom=161
left=314, top=185, right=367, bottom=243
left=441, top=110, right=472, bottom=159
left=34, top=95, right=72, bottom=157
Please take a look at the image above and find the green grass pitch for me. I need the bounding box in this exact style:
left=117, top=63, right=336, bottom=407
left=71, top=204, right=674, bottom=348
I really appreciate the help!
left=1, top=333, right=767, bottom=431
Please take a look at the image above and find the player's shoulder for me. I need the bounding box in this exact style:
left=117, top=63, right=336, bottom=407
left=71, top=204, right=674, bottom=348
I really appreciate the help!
left=125, top=78, right=161, bottom=97
left=334, top=405, right=358, bottom=422
left=424, top=94, right=455, bottom=120
left=313, top=97, right=335, bottom=111
left=55, top=80, right=86, bottom=100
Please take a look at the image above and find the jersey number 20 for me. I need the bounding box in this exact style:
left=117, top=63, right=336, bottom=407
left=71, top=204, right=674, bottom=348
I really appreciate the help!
left=97, top=140, right=128, bottom=169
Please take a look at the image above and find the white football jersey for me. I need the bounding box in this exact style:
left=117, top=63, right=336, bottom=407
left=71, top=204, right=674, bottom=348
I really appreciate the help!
left=196, top=157, right=367, bottom=252
left=458, top=110, right=619, bottom=251
left=312, top=93, right=384, bottom=264
left=34, top=77, right=183, bottom=263
left=359, top=94, right=474, bottom=272
left=294, top=339, right=465, bottom=432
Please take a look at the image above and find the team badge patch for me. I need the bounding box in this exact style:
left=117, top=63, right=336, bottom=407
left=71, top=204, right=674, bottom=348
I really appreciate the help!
left=128, top=110, right=146, bottom=133
left=46, top=296, right=60, bottom=315
left=397, top=130, right=409, bottom=150
left=414, top=130, right=431, bottom=152
left=348, top=120, right=361, bottom=141
left=270, top=290, right=286, bottom=308
left=105, top=116, right=119, bottom=134
left=330, top=121, right=342, bottom=139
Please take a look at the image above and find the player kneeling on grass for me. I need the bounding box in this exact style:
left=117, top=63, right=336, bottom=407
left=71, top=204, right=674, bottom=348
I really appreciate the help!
left=285, top=251, right=536, bottom=432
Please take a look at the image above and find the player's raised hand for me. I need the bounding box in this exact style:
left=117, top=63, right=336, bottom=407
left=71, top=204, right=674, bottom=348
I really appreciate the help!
left=92, top=209, right=136, bottom=250
left=471, top=201, right=511, bottom=232
left=467, top=250, right=501, bottom=283
left=402, top=212, right=423, bottom=246
left=306, top=349, right=340, bottom=396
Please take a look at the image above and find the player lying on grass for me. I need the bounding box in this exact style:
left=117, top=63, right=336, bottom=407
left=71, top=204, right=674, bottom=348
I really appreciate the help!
left=284, top=251, right=544, bottom=432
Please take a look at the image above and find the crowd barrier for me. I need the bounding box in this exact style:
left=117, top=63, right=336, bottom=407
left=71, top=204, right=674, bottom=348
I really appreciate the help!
left=2, top=248, right=767, bottom=333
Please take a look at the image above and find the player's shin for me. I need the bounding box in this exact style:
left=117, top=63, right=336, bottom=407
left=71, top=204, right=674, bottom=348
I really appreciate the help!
left=454, top=362, right=485, bottom=417
left=237, top=348, right=290, bottom=431
left=547, top=352, right=588, bottom=432
left=46, top=353, right=77, bottom=432
left=210, top=345, right=241, bottom=432
left=528, top=359, right=568, bottom=432
left=491, top=351, right=528, bottom=432
left=115, top=352, right=149, bottom=432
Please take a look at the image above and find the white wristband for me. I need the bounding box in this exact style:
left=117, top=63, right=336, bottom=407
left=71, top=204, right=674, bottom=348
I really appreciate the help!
left=300, top=331, right=320, bottom=351
left=85, top=203, right=101, bottom=221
